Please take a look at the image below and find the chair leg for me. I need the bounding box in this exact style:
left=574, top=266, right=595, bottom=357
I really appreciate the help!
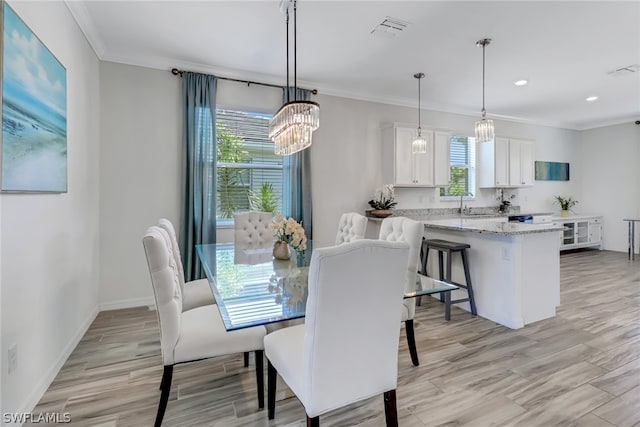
left=155, top=365, right=173, bottom=427
left=244, top=351, right=250, bottom=367
left=255, top=350, right=264, bottom=409
left=383, top=389, right=398, bottom=427
left=405, top=320, right=419, bottom=366
left=444, top=290, right=452, bottom=321
left=158, top=365, right=168, bottom=391
left=461, top=249, right=477, bottom=315
left=267, top=360, right=278, bottom=420
left=307, top=416, right=320, bottom=427
left=438, top=251, right=445, bottom=302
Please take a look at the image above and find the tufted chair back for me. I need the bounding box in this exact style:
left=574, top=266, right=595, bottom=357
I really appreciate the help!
left=158, top=218, right=186, bottom=294
left=302, top=239, right=410, bottom=417
left=379, top=217, right=423, bottom=321
left=335, top=212, right=368, bottom=245
left=142, top=226, right=183, bottom=366
left=234, top=212, right=275, bottom=249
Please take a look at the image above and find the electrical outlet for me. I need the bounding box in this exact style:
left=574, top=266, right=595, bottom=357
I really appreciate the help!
left=8, top=343, right=17, bottom=374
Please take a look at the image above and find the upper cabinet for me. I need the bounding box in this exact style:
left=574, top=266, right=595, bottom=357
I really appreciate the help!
left=478, top=137, right=534, bottom=188
left=382, top=125, right=450, bottom=187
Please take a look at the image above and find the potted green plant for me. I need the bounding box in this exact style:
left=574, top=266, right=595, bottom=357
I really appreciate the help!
left=497, top=189, right=515, bottom=214
left=368, top=184, right=397, bottom=218
left=554, top=195, right=578, bottom=217
left=249, top=182, right=279, bottom=213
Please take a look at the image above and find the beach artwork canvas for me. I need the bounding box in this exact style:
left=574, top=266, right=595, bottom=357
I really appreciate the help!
left=1, top=2, right=67, bottom=192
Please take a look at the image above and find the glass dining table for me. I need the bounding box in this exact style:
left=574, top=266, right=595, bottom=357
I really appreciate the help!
left=196, top=241, right=459, bottom=331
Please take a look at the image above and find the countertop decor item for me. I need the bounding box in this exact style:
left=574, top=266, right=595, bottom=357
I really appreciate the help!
left=368, top=184, right=397, bottom=218
left=370, top=209, right=393, bottom=218
left=271, top=215, right=307, bottom=259
left=554, top=195, right=578, bottom=217
left=497, top=188, right=515, bottom=213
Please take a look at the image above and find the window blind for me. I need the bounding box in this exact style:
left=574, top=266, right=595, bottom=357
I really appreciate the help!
left=215, top=109, right=283, bottom=219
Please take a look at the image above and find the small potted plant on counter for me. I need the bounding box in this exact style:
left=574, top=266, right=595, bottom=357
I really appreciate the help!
left=554, top=195, right=578, bottom=217
left=368, top=184, right=397, bottom=218
left=496, top=188, right=515, bottom=213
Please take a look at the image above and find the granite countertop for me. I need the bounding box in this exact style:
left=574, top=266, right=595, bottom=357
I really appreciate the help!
left=422, top=218, right=564, bottom=236
left=551, top=214, right=603, bottom=221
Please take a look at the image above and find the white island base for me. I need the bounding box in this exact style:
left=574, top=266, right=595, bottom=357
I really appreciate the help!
left=424, top=223, right=561, bottom=329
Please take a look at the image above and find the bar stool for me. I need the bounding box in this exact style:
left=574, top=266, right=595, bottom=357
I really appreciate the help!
left=420, top=238, right=477, bottom=320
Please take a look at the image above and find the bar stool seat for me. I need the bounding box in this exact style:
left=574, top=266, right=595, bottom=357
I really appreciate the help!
left=420, top=238, right=477, bottom=320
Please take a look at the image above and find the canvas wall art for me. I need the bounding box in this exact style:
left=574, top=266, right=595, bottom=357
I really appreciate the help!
left=535, top=161, right=570, bottom=181
left=1, top=2, right=67, bottom=193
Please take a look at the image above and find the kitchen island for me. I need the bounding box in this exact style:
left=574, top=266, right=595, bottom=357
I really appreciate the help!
left=422, top=218, right=564, bottom=329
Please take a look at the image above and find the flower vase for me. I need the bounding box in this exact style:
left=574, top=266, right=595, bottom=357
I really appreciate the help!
left=561, top=210, right=570, bottom=217
left=273, top=241, right=291, bottom=260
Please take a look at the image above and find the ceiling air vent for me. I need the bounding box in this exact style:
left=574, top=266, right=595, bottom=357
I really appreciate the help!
left=371, top=16, right=410, bottom=38
left=607, top=64, right=640, bottom=77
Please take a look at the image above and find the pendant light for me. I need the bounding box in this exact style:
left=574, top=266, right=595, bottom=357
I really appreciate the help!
left=268, top=0, right=320, bottom=156
left=412, top=73, right=427, bottom=154
left=475, top=38, right=495, bottom=143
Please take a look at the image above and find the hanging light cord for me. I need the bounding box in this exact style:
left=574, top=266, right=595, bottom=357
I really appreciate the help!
left=417, top=76, right=422, bottom=136
left=285, top=5, right=290, bottom=103
left=481, top=41, right=486, bottom=119
left=293, top=0, right=297, bottom=101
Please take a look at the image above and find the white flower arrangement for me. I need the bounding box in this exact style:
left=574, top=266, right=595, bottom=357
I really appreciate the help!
left=368, top=184, right=397, bottom=210
left=270, top=215, right=307, bottom=254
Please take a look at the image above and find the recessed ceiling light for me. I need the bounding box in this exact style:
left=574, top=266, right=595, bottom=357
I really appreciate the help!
left=514, top=79, right=528, bottom=86
left=586, top=96, right=598, bottom=102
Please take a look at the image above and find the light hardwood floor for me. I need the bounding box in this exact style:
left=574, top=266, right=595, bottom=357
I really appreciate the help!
left=30, top=249, right=640, bottom=426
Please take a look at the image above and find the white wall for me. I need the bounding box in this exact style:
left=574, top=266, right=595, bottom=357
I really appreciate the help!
left=0, top=1, right=101, bottom=419
left=98, top=62, right=591, bottom=302
left=310, top=94, right=583, bottom=247
left=98, top=64, right=283, bottom=307
left=98, top=63, right=182, bottom=308
left=579, top=122, right=640, bottom=252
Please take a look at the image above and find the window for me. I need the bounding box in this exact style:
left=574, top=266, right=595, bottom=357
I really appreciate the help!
left=440, top=136, right=476, bottom=198
left=215, top=109, right=283, bottom=221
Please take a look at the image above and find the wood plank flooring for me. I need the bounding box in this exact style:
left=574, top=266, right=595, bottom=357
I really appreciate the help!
left=29, top=249, right=640, bottom=426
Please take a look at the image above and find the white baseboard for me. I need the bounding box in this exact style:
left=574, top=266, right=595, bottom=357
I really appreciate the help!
left=17, top=305, right=99, bottom=420
left=99, top=296, right=156, bottom=311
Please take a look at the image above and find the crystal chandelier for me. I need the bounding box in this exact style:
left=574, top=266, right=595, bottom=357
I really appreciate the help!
left=268, top=0, right=319, bottom=156
left=412, top=72, right=427, bottom=154
left=475, top=38, right=495, bottom=143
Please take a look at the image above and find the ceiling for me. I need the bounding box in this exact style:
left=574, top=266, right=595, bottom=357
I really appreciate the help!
left=66, top=1, right=640, bottom=130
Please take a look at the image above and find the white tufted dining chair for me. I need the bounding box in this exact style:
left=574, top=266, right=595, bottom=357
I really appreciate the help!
left=158, top=218, right=215, bottom=312
left=143, top=226, right=267, bottom=427
left=335, top=212, right=368, bottom=245
left=234, top=211, right=275, bottom=249
left=264, top=239, right=410, bottom=426
left=379, top=216, right=423, bottom=366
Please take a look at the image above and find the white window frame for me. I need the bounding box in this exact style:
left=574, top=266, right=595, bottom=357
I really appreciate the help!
left=440, top=135, right=476, bottom=201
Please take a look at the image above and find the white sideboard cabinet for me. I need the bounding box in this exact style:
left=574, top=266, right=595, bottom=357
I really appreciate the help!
left=478, top=137, right=534, bottom=188
left=382, top=124, right=450, bottom=187
left=553, top=215, right=603, bottom=251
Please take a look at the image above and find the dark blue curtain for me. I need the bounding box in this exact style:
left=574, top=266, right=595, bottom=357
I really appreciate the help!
left=180, top=72, right=217, bottom=280
left=282, top=87, right=313, bottom=238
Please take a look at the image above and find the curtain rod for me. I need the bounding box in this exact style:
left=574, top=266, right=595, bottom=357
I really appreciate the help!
left=170, top=68, right=318, bottom=95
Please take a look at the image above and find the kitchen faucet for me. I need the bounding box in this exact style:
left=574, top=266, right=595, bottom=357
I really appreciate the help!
left=459, top=192, right=474, bottom=215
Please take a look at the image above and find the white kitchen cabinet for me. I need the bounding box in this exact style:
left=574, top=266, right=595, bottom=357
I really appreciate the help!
left=553, top=215, right=603, bottom=251
left=382, top=124, right=450, bottom=187
left=588, top=218, right=602, bottom=244
left=478, top=137, right=534, bottom=188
